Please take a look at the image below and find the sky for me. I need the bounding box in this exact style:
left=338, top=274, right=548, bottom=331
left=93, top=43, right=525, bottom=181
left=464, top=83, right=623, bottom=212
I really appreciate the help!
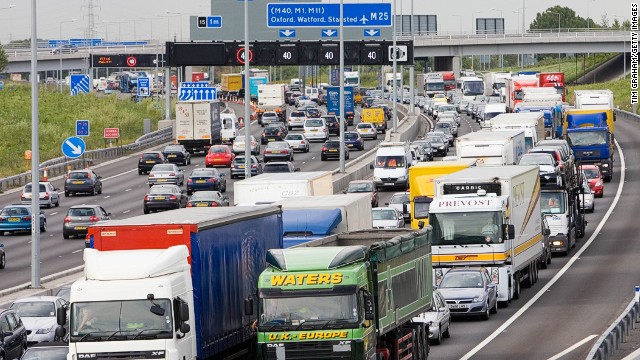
left=0, top=0, right=631, bottom=44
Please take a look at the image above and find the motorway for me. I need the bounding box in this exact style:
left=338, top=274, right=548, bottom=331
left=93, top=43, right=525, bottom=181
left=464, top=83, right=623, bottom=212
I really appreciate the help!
left=2, top=98, right=637, bottom=359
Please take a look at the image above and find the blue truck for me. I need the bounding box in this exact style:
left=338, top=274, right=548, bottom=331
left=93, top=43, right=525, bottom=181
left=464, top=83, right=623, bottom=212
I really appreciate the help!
left=327, top=86, right=355, bottom=125
left=564, top=111, right=614, bottom=181
left=66, top=207, right=283, bottom=360
left=516, top=104, right=564, bottom=139
left=249, top=76, right=268, bottom=102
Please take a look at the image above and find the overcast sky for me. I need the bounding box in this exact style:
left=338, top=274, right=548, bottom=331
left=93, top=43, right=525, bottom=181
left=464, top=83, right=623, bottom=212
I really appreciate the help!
left=0, top=0, right=631, bottom=44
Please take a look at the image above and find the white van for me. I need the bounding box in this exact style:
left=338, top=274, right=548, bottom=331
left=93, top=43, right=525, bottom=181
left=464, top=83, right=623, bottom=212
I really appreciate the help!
left=370, top=142, right=416, bottom=189
left=481, top=103, right=507, bottom=128
left=303, top=118, right=329, bottom=142
left=220, top=113, right=239, bottom=144
left=305, top=87, right=319, bottom=102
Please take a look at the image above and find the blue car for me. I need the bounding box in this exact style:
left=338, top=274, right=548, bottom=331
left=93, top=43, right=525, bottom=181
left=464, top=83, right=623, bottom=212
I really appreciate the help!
left=343, top=131, right=365, bottom=151
left=0, top=204, right=47, bottom=235
left=186, top=168, right=227, bottom=195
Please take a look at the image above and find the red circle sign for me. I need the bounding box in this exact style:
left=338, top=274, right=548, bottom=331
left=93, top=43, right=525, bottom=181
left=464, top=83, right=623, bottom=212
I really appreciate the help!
left=236, top=48, right=253, bottom=64
left=126, top=56, right=137, bottom=67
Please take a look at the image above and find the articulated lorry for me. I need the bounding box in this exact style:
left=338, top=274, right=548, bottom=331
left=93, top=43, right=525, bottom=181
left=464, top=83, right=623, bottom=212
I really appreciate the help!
left=506, top=76, right=538, bottom=112
left=175, top=101, right=222, bottom=154
left=425, top=72, right=445, bottom=97
left=257, top=84, right=287, bottom=124
left=428, top=166, right=543, bottom=305
left=256, top=228, right=433, bottom=360
left=234, top=171, right=334, bottom=206
left=563, top=109, right=615, bottom=182
left=490, top=112, right=546, bottom=151
left=408, top=160, right=477, bottom=229
left=275, top=193, right=373, bottom=247
left=538, top=72, right=566, bottom=102
left=249, top=76, right=269, bottom=102
left=62, top=207, right=283, bottom=360
left=456, top=130, right=526, bottom=166
left=483, top=72, right=511, bottom=97
left=515, top=101, right=564, bottom=139
left=221, top=73, right=243, bottom=96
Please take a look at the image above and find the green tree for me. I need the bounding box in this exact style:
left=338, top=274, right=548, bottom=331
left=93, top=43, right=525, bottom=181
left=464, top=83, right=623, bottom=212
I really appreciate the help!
left=0, top=44, right=7, bottom=73
left=529, top=6, right=596, bottom=31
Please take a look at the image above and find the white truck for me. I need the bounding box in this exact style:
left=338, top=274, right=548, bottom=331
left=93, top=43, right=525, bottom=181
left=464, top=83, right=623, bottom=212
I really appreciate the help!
left=425, top=72, right=445, bottom=98
left=344, top=71, right=360, bottom=88
left=233, top=171, right=333, bottom=206
left=456, top=76, right=485, bottom=101
left=483, top=72, right=511, bottom=97
left=428, top=165, right=543, bottom=305
left=257, top=83, right=287, bottom=122
left=480, top=102, right=507, bottom=128
left=385, top=73, right=402, bottom=93
left=219, top=112, right=240, bottom=144
left=490, top=112, right=546, bottom=151
left=456, top=130, right=526, bottom=166
left=175, top=101, right=222, bottom=154
left=522, top=87, right=562, bottom=103
left=416, top=74, right=427, bottom=96
left=574, top=90, right=615, bottom=110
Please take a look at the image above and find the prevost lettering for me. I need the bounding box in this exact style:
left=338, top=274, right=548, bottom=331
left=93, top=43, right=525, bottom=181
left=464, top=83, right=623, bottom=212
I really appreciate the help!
left=270, top=273, right=342, bottom=286
left=443, top=183, right=502, bottom=195
left=437, top=199, right=494, bottom=207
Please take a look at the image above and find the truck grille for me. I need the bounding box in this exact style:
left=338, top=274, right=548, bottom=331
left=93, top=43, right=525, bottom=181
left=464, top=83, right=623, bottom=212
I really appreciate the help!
left=265, top=341, right=351, bottom=360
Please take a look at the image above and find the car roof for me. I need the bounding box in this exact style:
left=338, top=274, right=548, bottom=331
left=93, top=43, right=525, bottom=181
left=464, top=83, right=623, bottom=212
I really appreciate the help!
left=12, top=295, right=62, bottom=303
left=349, top=180, right=373, bottom=184
left=69, top=204, right=101, bottom=209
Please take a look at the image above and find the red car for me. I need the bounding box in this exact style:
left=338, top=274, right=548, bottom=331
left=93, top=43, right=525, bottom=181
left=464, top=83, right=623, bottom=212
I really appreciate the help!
left=205, top=145, right=235, bottom=168
left=579, top=164, right=603, bottom=198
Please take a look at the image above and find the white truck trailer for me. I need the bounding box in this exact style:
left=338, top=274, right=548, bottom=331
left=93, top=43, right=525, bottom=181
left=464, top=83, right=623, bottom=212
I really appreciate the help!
left=175, top=101, right=222, bottom=154
left=490, top=112, right=546, bottom=151
left=233, top=171, right=333, bottom=205
left=428, top=165, right=543, bottom=305
left=455, top=130, right=526, bottom=166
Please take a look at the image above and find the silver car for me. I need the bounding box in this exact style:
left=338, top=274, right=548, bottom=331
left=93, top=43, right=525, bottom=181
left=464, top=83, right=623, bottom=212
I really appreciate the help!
left=148, top=164, right=185, bottom=186
left=232, top=136, right=260, bottom=155
left=261, top=111, right=280, bottom=126
left=284, top=133, right=310, bottom=153
left=62, top=205, right=111, bottom=239
left=413, top=289, right=451, bottom=345
left=21, top=182, right=61, bottom=208
left=10, top=296, right=68, bottom=345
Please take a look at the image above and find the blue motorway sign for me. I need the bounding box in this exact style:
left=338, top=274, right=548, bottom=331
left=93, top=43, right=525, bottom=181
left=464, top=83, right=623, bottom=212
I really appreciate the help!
left=179, top=82, right=217, bottom=101
left=76, top=120, right=90, bottom=137
left=197, top=16, right=223, bottom=28
left=70, top=74, right=90, bottom=96
left=267, top=3, right=392, bottom=28
left=137, top=77, right=150, bottom=97
left=61, top=136, right=86, bottom=159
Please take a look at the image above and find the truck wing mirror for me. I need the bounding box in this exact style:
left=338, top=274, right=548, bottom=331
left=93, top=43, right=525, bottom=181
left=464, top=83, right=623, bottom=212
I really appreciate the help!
left=403, top=203, right=408, bottom=214
left=180, top=301, right=190, bottom=322
left=504, top=224, right=515, bottom=240
left=56, top=307, right=67, bottom=326
left=55, top=325, right=66, bottom=340
left=418, top=221, right=425, bottom=229
left=244, top=297, right=254, bottom=316
left=544, top=228, right=551, bottom=236
left=179, top=323, right=191, bottom=334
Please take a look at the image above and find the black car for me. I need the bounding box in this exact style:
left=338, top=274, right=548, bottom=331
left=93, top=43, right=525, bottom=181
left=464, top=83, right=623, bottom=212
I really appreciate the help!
left=138, top=151, right=167, bottom=175
left=263, top=141, right=294, bottom=163
left=323, top=115, right=341, bottom=136
left=321, top=140, right=350, bottom=161
left=426, top=134, right=448, bottom=156
left=19, top=341, right=68, bottom=360
left=186, top=168, right=227, bottom=195
left=143, top=185, right=188, bottom=214
left=263, top=162, right=300, bottom=173
left=230, top=156, right=263, bottom=179
left=317, top=93, right=327, bottom=106
left=162, top=145, right=191, bottom=166
left=261, top=124, right=288, bottom=144
left=0, top=308, right=28, bottom=359
left=64, top=170, right=102, bottom=196
left=305, top=107, right=321, bottom=118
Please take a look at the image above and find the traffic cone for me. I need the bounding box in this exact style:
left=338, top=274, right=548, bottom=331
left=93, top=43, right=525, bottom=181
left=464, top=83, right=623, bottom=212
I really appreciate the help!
left=42, top=167, right=48, bottom=181
left=239, top=117, right=244, bottom=127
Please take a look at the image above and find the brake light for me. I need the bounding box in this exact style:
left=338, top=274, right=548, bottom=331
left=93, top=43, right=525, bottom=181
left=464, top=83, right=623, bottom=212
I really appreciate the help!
left=187, top=178, right=193, bottom=184
left=64, top=216, right=72, bottom=223
left=169, top=172, right=176, bottom=176
left=252, top=164, right=257, bottom=168
left=265, top=150, right=272, bottom=154
left=169, top=195, right=177, bottom=200
left=43, top=192, right=49, bottom=200
left=144, top=195, right=150, bottom=201
left=207, top=178, right=217, bottom=183
left=149, top=174, right=154, bottom=178
left=322, top=147, right=327, bottom=151
left=277, top=132, right=282, bottom=136
left=89, top=216, right=99, bottom=222
left=24, top=216, right=32, bottom=221
left=211, top=202, right=218, bottom=207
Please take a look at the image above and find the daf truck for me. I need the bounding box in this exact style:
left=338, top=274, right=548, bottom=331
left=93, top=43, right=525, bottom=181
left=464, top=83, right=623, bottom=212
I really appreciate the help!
left=175, top=101, right=222, bottom=154
left=428, top=166, right=543, bottom=305
left=425, top=72, right=445, bottom=97
left=256, top=228, right=433, bottom=360
left=60, top=207, right=284, bottom=360
left=456, top=130, right=526, bottom=166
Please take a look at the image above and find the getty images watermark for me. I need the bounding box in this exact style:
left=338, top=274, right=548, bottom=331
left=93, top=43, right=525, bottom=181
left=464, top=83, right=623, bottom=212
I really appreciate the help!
left=631, top=3, right=638, bottom=106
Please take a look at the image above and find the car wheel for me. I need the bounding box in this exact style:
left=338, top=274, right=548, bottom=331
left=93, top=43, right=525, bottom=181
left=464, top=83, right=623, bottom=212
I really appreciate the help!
left=433, top=326, right=443, bottom=345
left=0, top=231, right=3, bottom=236
left=0, top=253, right=5, bottom=269
left=490, top=298, right=498, bottom=314
left=442, top=323, right=450, bottom=338
left=40, top=220, right=47, bottom=233
left=230, top=174, right=236, bottom=179
left=65, top=191, right=70, bottom=197
left=183, top=159, right=188, bottom=166
left=138, top=169, right=143, bottom=175
left=481, top=303, right=490, bottom=320
left=144, top=208, right=150, bottom=214
left=222, top=183, right=227, bottom=193
left=91, top=187, right=97, bottom=196
left=97, top=186, right=102, bottom=195
left=63, top=232, right=70, bottom=239
left=55, top=197, right=60, bottom=207
left=187, top=190, right=192, bottom=196
left=321, top=156, right=326, bottom=161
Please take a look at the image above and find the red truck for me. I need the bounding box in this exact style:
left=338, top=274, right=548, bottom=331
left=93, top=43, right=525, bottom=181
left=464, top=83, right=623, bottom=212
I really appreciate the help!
left=538, top=72, right=566, bottom=102
left=441, top=71, right=456, bottom=91
left=506, top=76, right=539, bottom=112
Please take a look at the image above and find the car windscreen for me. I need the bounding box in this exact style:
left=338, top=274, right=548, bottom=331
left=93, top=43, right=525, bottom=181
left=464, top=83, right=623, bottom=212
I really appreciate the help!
left=372, top=210, right=396, bottom=220
left=11, top=301, right=55, bottom=317
left=348, top=183, right=373, bottom=192
left=391, top=194, right=409, bottom=203
left=519, top=155, right=554, bottom=166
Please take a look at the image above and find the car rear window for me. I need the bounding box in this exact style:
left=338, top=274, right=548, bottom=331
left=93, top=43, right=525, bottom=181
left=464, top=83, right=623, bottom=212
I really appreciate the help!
left=285, top=134, right=302, bottom=140
left=191, top=169, right=216, bottom=177
left=142, top=153, right=160, bottom=159
left=209, top=146, right=227, bottom=154
left=264, top=164, right=291, bottom=172
left=306, top=119, right=324, bottom=127
left=344, top=133, right=358, bottom=140
left=68, top=172, right=89, bottom=179
left=152, top=164, right=174, bottom=172
left=291, top=111, right=305, bottom=117
left=324, top=142, right=340, bottom=148
left=68, top=208, right=96, bottom=216
left=24, top=184, right=46, bottom=193
left=1, top=207, right=29, bottom=216
left=149, top=186, right=177, bottom=194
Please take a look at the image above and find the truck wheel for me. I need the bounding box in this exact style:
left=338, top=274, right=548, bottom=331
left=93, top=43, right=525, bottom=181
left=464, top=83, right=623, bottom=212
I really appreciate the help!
left=523, top=263, right=533, bottom=288
left=512, top=273, right=521, bottom=300
left=541, top=252, right=549, bottom=269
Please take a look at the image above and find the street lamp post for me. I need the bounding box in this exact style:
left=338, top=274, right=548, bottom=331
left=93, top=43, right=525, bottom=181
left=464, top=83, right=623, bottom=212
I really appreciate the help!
left=59, top=19, right=77, bottom=92
left=30, top=0, right=41, bottom=289
left=165, top=11, right=185, bottom=41
left=549, top=12, right=561, bottom=71
left=243, top=0, right=251, bottom=178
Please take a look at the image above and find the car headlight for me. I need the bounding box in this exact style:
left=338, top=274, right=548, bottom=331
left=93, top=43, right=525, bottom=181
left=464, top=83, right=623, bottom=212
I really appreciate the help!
left=397, top=175, right=407, bottom=181
left=36, top=327, right=53, bottom=334
left=439, top=146, right=444, bottom=149
left=473, top=294, right=484, bottom=303
left=602, top=164, right=609, bottom=167
left=373, top=176, right=381, bottom=181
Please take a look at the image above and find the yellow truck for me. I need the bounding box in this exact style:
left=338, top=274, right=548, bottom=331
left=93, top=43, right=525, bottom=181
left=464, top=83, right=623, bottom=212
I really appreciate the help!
left=221, top=73, right=243, bottom=96
left=361, top=107, right=387, bottom=133
left=409, top=160, right=476, bottom=229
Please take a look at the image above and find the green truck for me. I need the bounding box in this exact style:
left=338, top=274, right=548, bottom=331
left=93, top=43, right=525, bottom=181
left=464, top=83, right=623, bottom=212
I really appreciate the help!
left=255, top=228, right=433, bottom=360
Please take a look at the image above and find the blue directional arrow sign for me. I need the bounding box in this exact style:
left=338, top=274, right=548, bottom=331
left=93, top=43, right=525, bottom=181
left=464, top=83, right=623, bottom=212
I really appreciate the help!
left=178, top=85, right=217, bottom=102
left=76, top=120, right=90, bottom=137
left=321, top=29, right=338, bottom=37
left=61, top=136, right=86, bottom=159
left=279, top=29, right=296, bottom=38
left=364, top=28, right=380, bottom=37
left=70, top=74, right=90, bottom=96
left=267, top=3, right=392, bottom=28
left=137, top=77, right=150, bottom=97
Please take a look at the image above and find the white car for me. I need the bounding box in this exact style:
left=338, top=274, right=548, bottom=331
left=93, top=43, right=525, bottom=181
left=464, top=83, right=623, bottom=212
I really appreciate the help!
left=386, top=192, right=410, bottom=222
left=284, top=133, right=310, bottom=153
left=356, top=123, right=378, bottom=140
left=580, top=175, right=595, bottom=213
left=21, top=182, right=61, bottom=208
left=10, top=295, right=69, bottom=344
left=371, top=207, right=404, bottom=229
left=303, top=118, right=328, bottom=142
left=413, top=289, right=451, bottom=345
left=287, top=110, right=307, bottom=130
left=232, top=136, right=260, bottom=155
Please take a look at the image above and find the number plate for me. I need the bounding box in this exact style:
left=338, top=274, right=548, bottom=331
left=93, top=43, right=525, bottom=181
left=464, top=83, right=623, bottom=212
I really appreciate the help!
left=384, top=182, right=394, bottom=186
left=157, top=178, right=167, bottom=181
left=268, top=138, right=275, bottom=141
left=168, top=154, right=177, bottom=158
left=155, top=196, right=165, bottom=200
left=347, top=144, right=353, bottom=147
left=74, top=226, right=88, bottom=230
left=448, top=304, right=469, bottom=309
left=196, top=203, right=208, bottom=207
left=239, top=165, right=246, bottom=169
left=146, top=160, right=155, bottom=163
left=196, top=180, right=206, bottom=183
left=8, top=217, right=20, bottom=222
left=72, top=181, right=84, bottom=184
left=329, top=149, right=338, bottom=152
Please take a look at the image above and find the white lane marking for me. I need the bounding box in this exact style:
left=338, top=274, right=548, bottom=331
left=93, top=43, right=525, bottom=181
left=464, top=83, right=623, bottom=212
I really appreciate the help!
left=50, top=212, right=57, bottom=216
left=123, top=210, right=131, bottom=214
left=622, top=347, right=640, bottom=360
left=72, top=249, right=82, bottom=254
left=547, top=335, right=598, bottom=360
left=311, top=157, right=316, bottom=160
left=125, top=189, right=132, bottom=192
left=103, top=195, right=110, bottom=199
left=101, top=168, right=138, bottom=182
left=460, top=139, right=626, bottom=360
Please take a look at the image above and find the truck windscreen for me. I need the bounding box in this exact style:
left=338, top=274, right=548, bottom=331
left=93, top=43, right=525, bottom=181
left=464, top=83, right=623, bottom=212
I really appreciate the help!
left=260, top=294, right=358, bottom=328
left=430, top=211, right=503, bottom=245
